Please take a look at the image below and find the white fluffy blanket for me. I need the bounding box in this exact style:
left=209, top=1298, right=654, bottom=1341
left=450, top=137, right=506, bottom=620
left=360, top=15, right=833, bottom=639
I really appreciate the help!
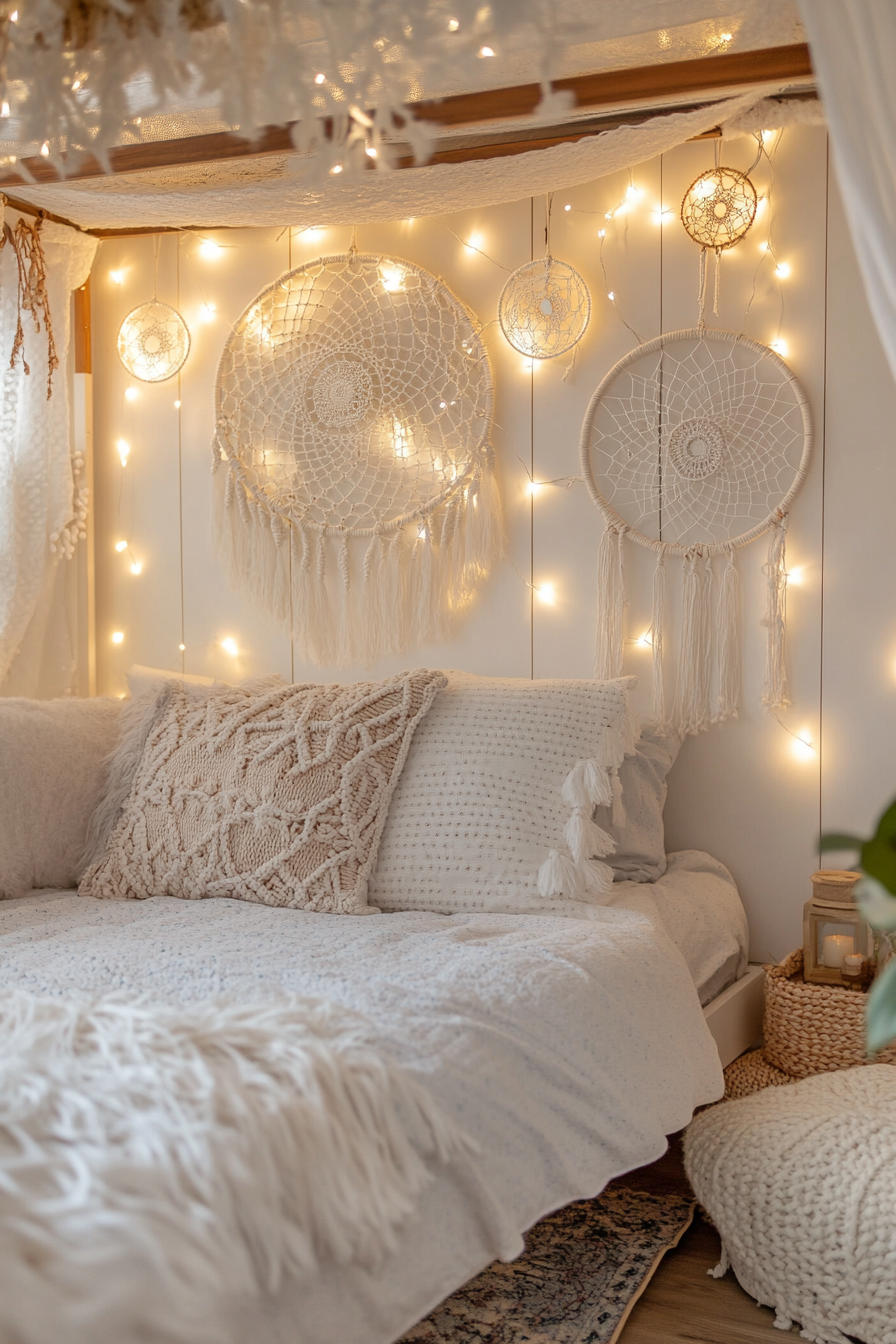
left=0, top=989, right=467, bottom=1344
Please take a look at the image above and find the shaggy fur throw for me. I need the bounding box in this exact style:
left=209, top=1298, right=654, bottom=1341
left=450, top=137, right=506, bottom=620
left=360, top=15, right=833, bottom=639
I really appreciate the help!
left=0, top=990, right=468, bottom=1344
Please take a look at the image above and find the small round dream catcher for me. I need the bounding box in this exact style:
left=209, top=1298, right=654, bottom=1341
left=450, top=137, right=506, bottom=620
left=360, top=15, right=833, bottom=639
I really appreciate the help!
left=213, top=251, right=501, bottom=668
left=118, top=300, right=191, bottom=383
left=580, top=329, right=812, bottom=736
left=680, top=167, right=758, bottom=251
left=499, top=257, right=590, bottom=359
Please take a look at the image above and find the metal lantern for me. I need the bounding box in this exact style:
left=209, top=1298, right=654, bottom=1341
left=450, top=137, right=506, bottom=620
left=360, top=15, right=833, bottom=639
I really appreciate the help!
left=680, top=167, right=757, bottom=251
left=802, top=869, right=871, bottom=988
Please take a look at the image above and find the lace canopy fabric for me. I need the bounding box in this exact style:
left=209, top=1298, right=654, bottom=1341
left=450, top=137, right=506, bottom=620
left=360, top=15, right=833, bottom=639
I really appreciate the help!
left=213, top=251, right=502, bottom=667
left=580, top=329, right=812, bottom=734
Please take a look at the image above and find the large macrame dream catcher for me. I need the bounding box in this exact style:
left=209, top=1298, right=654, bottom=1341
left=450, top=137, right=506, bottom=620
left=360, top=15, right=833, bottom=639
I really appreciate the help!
left=580, top=329, right=812, bottom=735
left=213, top=251, right=501, bottom=666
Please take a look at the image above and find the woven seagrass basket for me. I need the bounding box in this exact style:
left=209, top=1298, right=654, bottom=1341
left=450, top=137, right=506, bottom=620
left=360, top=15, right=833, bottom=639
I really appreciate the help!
left=723, top=1048, right=792, bottom=1099
left=763, top=948, right=896, bottom=1078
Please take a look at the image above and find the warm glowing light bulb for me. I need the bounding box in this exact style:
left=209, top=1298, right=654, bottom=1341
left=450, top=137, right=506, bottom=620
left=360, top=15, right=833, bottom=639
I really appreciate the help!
left=598, top=228, right=606, bottom=238
left=380, top=265, right=405, bottom=293
left=626, top=184, right=642, bottom=202
left=564, top=203, right=571, bottom=212
left=130, top=560, right=143, bottom=575
left=771, top=338, right=788, bottom=356
left=220, top=637, right=239, bottom=657
left=787, top=566, right=804, bottom=585
left=0, top=101, right=9, bottom=118
left=39, top=141, right=49, bottom=157
left=635, top=632, right=653, bottom=648
left=200, top=302, right=216, bottom=321
left=447, top=16, right=459, bottom=30
left=652, top=209, right=674, bottom=225
left=605, top=211, right=613, bottom=221
left=199, top=239, right=222, bottom=258
left=536, top=582, right=556, bottom=605
left=124, top=386, right=138, bottom=401
left=114, top=539, right=127, bottom=553
left=759, top=241, right=768, bottom=253
left=775, top=262, right=791, bottom=279
left=762, top=129, right=776, bottom=143
left=330, top=162, right=343, bottom=175
left=607, top=291, right=615, bottom=301
left=314, top=71, right=326, bottom=84
left=465, top=232, right=483, bottom=252
left=110, top=269, right=124, bottom=285
left=365, top=144, right=378, bottom=158
left=792, top=730, right=815, bottom=761
left=479, top=45, right=494, bottom=57
left=116, top=438, right=131, bottom=466
left=111, top=630, right=124, bottom=645
left=174, top=399, right=181, bottom=409
left=527, top=481, right=542, bottom=496
left=178, top=643, right=186, bottom=652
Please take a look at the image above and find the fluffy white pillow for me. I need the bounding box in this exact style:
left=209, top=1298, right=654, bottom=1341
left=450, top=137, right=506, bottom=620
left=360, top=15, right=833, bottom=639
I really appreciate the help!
left=0, top=697, right=122, bottom=899
left=596, top=727, right=682, bottom=883
left=368, top=670, right=638, bottom=915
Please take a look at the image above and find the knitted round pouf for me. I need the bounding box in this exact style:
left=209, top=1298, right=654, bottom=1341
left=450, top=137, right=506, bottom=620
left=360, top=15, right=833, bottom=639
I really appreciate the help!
left=685, top=1067, right=896, bottom=1344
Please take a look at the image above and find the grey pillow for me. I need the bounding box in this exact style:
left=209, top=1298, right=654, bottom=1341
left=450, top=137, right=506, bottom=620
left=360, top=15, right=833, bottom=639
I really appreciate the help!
left=594, top=726, right=682, bottom=883
left=0, top=697, right=123, bottom=899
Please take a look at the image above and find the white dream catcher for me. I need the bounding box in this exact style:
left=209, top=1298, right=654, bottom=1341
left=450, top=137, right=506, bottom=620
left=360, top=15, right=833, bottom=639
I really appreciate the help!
left=213, top=250, right=502, bottom=666
left=580, top=329, right=812, bottom=734
left=498, top=194, right=590, bottom=362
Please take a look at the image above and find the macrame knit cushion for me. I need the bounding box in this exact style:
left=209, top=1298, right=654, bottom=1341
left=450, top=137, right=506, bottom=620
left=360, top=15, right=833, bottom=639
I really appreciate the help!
left=79, top=670, right=447, bottom=914
left=685, top=1067, right=896, bottom=1344
left=213, top=251, right=502, bottom=667
left=368, top=670, right=638, bottom=916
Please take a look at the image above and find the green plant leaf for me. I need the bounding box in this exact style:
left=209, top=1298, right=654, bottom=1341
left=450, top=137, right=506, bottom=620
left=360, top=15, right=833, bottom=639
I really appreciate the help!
left=856, top=876, right=896, bottom=931
left=861, top=836, right=896, bottom=894
left=867, top=958, right=896, bottom=1055
left=819, top=832, right=863, bottom=853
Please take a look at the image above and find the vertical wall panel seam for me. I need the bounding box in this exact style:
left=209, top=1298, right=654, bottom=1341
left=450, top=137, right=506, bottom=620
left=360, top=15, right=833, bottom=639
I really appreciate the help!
left=818, top=134, right=830, bottom=860
left=176, top=236, right=186, bottom=675
left=529, top=196, right=535, bottom=680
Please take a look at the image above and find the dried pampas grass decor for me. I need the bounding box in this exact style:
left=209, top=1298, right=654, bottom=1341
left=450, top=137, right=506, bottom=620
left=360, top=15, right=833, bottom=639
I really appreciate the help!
left=213, top=250, right=502, bottom=667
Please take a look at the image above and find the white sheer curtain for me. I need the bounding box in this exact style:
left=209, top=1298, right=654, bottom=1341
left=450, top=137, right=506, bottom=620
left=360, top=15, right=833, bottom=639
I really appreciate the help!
left=0, top=212, right=97, bottom=696
left=799, top=1, right=896, bottom=385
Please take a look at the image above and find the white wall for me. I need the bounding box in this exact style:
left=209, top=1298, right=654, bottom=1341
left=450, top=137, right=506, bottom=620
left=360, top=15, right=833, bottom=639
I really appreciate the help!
left=90, top=125, right=896, bottom=960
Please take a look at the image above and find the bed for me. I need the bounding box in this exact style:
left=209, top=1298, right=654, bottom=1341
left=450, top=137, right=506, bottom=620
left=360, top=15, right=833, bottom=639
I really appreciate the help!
left=0, top=847, right=745, bottom=1344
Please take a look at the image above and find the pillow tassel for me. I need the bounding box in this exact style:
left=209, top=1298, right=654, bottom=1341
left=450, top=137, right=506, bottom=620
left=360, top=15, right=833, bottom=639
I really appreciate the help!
left=537, top=849, right=581, bottom=900
left=611, top=770, right=627, bottom=828
left=565, top=808, right=616, bottom=862
left=577, top=857, right=615, bottom=900
left=561, top=759, right=613, bottom=810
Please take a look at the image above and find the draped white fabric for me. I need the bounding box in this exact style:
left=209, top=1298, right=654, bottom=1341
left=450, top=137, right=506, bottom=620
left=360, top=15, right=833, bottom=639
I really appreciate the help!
left=0, top=217, right=97, bottom=694
left=799, top=1, right=896, bottom=385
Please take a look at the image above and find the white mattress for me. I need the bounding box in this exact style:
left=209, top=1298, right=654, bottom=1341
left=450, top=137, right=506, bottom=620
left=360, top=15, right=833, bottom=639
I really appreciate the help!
left=0, top=849, right=743, bottom=1344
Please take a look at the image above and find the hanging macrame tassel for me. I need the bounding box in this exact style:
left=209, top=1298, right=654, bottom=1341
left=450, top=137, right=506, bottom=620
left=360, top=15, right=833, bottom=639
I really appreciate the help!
left=336, top=533, right=354, bottom=666
left=291, top=525, right=313, bottom=664
left=713, top=247, right=721, bottom=316
left=651, top=551, right=667, bottom=730
left=594, top=525, right=626, bottom=680
left=359, top=534, right=384, bottom=664
left=384, top=530, right=408, bottom=653
left=716, top=546, right=740, bottom=722
left=312, top=530, right=336, bottom=667
left=698, top=247, right=709, bottom=326
left=762, top=515, right=790, bottom=710
left=466, top=458, right=504, bottom=586
left=677, top=550, right=713, bottom=734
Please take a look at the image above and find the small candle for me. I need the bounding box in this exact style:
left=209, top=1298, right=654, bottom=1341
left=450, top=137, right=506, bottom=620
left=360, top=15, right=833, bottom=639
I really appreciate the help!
left=822, top=934, right=855, bottom=969
left=843, top=953, right=864, bottom=979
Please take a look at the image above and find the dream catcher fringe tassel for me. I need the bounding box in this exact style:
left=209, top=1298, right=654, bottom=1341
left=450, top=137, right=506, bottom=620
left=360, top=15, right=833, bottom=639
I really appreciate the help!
left=582, top=330, right=812, bottom=735
left=213, top=251, right=502, bottom=666
left=212, top=455, right=503, bottom=666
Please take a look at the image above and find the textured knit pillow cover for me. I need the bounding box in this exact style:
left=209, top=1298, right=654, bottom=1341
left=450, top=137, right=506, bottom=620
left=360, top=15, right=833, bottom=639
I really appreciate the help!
left=368, top=670, right=638, bottom=916
left=79, top=670, right=447, bottom=915
left=0, top=697, right=123, bottom=899
left=596, top=727, right=682, bottom=883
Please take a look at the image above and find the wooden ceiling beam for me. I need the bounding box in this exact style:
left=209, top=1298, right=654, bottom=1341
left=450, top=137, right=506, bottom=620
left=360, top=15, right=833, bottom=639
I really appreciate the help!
left=0, top=42, right=812, bottom=190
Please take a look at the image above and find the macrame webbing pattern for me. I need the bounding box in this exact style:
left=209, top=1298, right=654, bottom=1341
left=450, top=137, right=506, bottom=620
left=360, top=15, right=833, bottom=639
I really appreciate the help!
left=213, top=252, right=503, bottom=666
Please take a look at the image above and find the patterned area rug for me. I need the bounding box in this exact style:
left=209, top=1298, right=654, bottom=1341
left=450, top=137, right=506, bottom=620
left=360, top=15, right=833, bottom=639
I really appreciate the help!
left=397, top=1187, right=695, bottom=1344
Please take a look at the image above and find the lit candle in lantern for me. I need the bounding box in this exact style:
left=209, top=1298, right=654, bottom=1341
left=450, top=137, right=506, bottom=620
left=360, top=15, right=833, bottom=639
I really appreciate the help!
left=821, top=934, right=855, bottom=969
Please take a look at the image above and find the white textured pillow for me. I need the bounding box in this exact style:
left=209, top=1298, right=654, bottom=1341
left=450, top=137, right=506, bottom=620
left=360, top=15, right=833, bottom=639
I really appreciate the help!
left=596, top=727, right=682, bottom=883
left=0, top=697, right=122, bottom=899
left=369, top=670, right=638, bottom=915
left=80, top=671, right=447, bottom=914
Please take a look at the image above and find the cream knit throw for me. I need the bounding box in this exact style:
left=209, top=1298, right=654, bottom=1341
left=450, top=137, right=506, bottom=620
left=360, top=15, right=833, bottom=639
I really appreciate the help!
left=685, top=1066, right=896, bottom=1344
left=79, top=670, right=446, bottom=913
left=0, top=988, right=467, bottom=1344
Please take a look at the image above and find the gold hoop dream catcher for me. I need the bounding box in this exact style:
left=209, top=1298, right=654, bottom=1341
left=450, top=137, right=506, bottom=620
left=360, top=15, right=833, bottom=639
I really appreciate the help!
left=580, top=329, right=812, bottom=735
left=213, top=251, right=501, bottom=667
left=498, top=257, right=591, bottom=360
left=681, top=167, right=758, bottom=319
left=118, top=301, right=191, bottom=382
